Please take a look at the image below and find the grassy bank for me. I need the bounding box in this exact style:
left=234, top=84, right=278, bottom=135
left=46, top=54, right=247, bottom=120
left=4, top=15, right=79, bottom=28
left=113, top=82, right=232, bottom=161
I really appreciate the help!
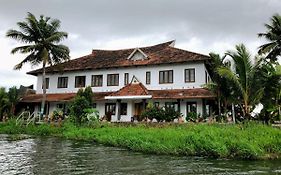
left=1, top=120, right=281, bottom=160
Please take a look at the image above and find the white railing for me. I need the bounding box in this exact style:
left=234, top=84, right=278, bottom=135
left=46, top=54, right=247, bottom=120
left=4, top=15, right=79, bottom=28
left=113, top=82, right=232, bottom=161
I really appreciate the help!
left=16, top=111, right=42, bottom=126
left=16, top=111, right=30, bottom=125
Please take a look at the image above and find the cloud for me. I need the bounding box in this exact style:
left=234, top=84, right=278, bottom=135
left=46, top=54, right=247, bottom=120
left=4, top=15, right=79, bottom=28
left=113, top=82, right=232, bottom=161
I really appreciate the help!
left=0, top=0, right=280, bottom=88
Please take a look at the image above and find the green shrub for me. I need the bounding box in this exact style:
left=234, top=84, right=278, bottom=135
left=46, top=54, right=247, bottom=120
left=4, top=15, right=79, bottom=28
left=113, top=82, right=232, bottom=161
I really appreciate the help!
left=69, top=96, right=90, bottom=125
left=186, top=112, right=197, bottom=122
left=141, top=106, right=181, bottom=122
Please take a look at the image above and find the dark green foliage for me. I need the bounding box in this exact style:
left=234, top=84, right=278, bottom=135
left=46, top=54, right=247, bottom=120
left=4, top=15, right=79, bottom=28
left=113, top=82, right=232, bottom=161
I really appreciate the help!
left=258, top=13, right=281, bottom=62
left=68, top=86, right=94, bottom=125
left=163, top=107, right=181, bottom=122
left=186, top=112, right=198, bottom=122
left=69, top=96, right=90, bottom=125
left=141, top=106, right=181, bottom=122
left=83, top=86, right=94, bottom=105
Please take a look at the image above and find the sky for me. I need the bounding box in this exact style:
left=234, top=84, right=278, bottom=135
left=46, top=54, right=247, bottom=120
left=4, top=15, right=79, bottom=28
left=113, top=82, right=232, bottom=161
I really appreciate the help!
left=0, top=0, right=280, bottom=88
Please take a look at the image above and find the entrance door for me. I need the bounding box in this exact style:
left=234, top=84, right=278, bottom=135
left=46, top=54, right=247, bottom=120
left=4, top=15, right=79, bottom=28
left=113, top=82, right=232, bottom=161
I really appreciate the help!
left=134, top=103, right=143, bottom=116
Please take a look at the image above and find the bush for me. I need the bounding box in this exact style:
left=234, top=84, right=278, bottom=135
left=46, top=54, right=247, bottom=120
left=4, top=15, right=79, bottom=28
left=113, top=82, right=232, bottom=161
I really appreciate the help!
left=186, top=112, right=197, bottom=122
left=69, top=96, right=90, bottom=125
left=141, top=105, right=181, bottom=122
left=83, top=108, right=100, bottom=126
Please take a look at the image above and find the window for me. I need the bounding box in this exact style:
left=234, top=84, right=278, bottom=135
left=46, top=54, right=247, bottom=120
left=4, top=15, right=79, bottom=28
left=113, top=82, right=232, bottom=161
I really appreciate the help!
left=107, top=74, right=119, bottom=86
left=121, top=103, right=127, bottom=115
left=93, top=103, right=97, bottom=108
left=124, top=73, right=129, bottom=85
left=185, top=68, right=195, bottom=82
left=146, top=71, right=151, bottom=84
left=154, top=102, right=159, bottom=107
left=92, top=75, right=103, bottom=87
left=42, top=78, right=49, bottom=89
left=57, top=77, right=68, bottom=88
left=186, top=102, right=197, bottom=113
left=165, top=102, right=179, bottom=111
left=105, top=103, right=116, bottom=115
left=159, top=70, right=173, bottom=84
left=75, top=76, right=86, bottom=88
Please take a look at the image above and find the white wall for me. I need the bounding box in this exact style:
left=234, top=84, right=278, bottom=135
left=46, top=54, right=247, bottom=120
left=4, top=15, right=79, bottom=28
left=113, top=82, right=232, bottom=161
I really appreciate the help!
left=36, top=62, right=209, bottom=94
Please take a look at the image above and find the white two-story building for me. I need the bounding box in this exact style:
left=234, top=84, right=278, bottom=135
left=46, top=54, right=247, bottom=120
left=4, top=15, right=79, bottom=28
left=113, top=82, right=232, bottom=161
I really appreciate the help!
left=21, top=40, right=215, bottom=121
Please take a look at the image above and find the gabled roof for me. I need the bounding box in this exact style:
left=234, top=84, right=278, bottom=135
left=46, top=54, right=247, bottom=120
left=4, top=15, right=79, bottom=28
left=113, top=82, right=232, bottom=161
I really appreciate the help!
left=108, top=83, right=149, bottom=97
left=27, top=40, right=210, bottom=75
left=127, top=48, right=148, bottom=60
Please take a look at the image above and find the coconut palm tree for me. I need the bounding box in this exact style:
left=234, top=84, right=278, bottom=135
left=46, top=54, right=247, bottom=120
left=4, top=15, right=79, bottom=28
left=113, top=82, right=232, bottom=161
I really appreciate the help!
left=258, top=14, right=281, bottom=62
left=218, top=44, right=264, bottom=118
left=205, top=53, right=233, bottom=117
left=6, top=12, right=70, bottom=117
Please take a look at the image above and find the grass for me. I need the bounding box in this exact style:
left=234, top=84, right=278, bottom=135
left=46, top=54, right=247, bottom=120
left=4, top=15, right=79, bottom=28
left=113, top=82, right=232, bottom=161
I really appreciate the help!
left=0, top=120, right=281, bottom=160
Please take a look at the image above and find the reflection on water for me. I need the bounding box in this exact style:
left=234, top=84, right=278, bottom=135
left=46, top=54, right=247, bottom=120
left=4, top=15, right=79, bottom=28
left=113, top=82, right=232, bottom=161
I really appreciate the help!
left=0, top=135, right=281, bottom=175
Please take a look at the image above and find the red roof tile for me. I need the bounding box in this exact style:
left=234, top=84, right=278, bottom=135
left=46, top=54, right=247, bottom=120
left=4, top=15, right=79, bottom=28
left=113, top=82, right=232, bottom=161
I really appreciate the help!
left=149, top=88, right=215, bottom=99
left=108, top=82, right=149, bottom=97
left=27, top=41, right=210, bottom=75
left=20, top=92, right=110, bottom=103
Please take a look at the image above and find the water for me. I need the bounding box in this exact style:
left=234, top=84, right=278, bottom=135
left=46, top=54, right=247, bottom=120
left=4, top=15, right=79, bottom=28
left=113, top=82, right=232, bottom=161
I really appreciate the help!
left=1, top=135, right=281, bottom=175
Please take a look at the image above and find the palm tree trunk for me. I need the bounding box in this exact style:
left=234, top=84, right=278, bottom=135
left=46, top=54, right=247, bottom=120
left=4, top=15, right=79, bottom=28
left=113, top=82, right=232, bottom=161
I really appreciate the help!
left=40, top=59, right=47, bottom=119
left=218, top=91, right=221, bottom=117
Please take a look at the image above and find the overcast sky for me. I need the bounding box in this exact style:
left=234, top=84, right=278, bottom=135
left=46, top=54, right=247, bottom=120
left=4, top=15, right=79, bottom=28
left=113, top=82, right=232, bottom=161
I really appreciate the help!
left=0, top=0, right=280, bottom=88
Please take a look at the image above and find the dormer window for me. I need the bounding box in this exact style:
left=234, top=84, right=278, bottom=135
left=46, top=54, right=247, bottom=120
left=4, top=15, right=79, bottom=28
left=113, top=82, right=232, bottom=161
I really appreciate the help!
left=127, top=48, right=148, bottom=61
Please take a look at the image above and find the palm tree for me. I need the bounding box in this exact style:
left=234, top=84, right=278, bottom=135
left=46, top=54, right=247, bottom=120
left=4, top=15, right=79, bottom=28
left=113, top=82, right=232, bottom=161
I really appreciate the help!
left=6, top=12, right=70, bottom=117
left=205, top=53, right=233, bottom=117
left=218, top=44, right=264, bottom=118
left=258, top=14, right=281, bottom=62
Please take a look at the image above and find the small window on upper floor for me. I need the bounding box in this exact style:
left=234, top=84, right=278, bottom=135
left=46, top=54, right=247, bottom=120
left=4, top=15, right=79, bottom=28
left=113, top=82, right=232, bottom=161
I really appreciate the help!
left=185, top=68, right=195, bottom=83
left=124, top=73, right=129, bottom=85
left=57, top=77, right=68, bottom=88
left=75, top=76, right=86, bottom=88
left=92, top=75, right=103, bottom=87
left=159, top=70, right=173, bottom=84
left=146, top=71, right=151, bottom=84
left=42, top=78, right=49, bottom=89
left=107, top=74, right=119, bottom=86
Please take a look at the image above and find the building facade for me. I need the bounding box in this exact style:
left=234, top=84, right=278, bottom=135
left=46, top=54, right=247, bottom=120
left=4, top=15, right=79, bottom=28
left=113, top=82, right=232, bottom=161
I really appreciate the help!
left=22, top=40, right=215, bottom=121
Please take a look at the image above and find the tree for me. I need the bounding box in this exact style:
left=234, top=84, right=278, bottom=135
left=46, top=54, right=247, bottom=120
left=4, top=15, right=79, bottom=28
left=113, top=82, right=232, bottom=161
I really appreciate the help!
left=205, top=53, right=234, bottom=117
left=218, top=44, right=264, bottom=118
left=6, top=12, right=70, bottom=117
left=257, top=63, right=281, bottom=123
left=258, top=14, right=281, bottom=62
left=0, top=88, right=9, bottom=121
left=7, top=86, right=20, bottom=115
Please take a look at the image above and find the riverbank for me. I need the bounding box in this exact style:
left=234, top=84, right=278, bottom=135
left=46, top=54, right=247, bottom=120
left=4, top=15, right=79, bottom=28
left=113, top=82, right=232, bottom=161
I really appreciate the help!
left=0, top=120, right=281, bottom=160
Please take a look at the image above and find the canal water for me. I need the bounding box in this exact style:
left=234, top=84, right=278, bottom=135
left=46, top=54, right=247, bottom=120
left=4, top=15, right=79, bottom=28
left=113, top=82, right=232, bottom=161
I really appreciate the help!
left=0, top=135, right=281, bottom=175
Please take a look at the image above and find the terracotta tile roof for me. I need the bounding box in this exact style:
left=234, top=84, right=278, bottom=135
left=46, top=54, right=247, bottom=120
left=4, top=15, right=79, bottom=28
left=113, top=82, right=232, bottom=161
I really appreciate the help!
left=27, top=41, right=210, bottom=75
left=20, top=92, right=110, bottom=103
left=108, top=82, right=149, bottom=96
left=149, top=88, right=215, bottom=99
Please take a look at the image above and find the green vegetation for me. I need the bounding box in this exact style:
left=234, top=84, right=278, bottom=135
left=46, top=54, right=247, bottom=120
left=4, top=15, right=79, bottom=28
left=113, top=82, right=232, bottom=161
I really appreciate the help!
left=68, top=87, right=98, bottom=125
left=141, top=102, right=181, bottom=122
left=1, top=120, right=281, bottom=160
left=0, top=86, right=20, bottom=121
left=205, top=14, right=281, bottom=123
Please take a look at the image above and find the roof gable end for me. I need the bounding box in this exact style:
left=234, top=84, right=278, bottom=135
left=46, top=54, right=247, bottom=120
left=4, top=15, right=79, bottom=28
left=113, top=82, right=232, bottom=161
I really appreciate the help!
left=127, top=48, right=148, bottom=61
